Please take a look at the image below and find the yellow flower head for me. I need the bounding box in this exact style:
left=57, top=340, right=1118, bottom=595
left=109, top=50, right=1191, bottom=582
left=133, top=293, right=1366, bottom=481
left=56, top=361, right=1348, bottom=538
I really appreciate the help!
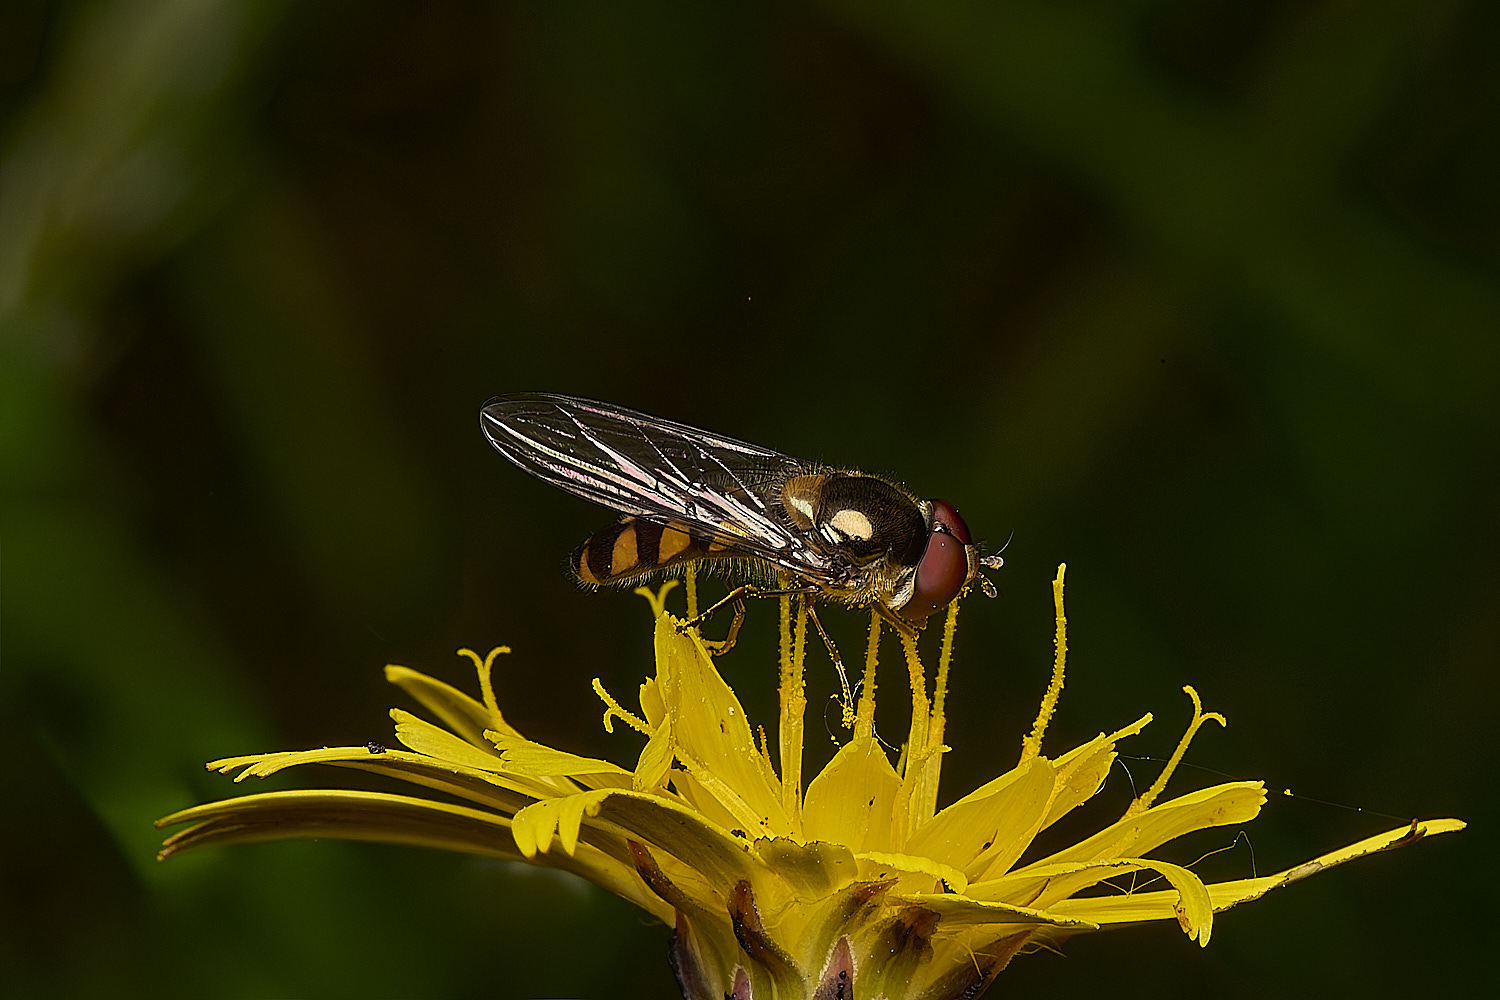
left=158, top=566, right=1462, bottom=999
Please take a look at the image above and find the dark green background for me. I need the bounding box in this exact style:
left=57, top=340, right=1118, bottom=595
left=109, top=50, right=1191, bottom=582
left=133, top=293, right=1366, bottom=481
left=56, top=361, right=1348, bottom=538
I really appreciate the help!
left=3, top=2, right=1492, bottom=997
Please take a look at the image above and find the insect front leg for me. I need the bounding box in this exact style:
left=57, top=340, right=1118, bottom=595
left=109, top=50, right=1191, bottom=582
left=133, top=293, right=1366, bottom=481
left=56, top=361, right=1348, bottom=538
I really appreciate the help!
left=804, top=603, right=854, bottom=709
left=873, top=600, right=921, bottom=639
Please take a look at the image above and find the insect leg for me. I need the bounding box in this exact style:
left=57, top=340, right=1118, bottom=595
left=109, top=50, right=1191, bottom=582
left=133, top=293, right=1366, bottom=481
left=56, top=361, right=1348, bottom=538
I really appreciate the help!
left=682, top=583, right=756, bottom=634
left=804, top=602, right=853, bottom=710
left=682, top=581, right=819, bottom=634
left=701, top=597, right=746, bottom=657
left=873, top=600, right=920, bottom=639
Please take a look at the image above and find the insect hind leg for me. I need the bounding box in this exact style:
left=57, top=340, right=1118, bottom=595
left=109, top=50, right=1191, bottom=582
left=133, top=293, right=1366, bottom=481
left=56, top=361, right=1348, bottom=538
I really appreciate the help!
left=680, top=581, right=819, bottom=656
left=700, top=597, right=745, bottom=656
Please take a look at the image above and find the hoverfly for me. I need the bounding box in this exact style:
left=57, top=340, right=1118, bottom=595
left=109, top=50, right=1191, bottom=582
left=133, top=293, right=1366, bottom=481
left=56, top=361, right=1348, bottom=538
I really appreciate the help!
left=480, top=393, right=1001, bottom=688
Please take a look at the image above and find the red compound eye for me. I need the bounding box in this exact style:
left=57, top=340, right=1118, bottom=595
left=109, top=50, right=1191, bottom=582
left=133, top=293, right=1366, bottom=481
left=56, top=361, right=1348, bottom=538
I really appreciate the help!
left=898, top=500, right=973, bottom=624
left=930, top=500, right=971, bottom=544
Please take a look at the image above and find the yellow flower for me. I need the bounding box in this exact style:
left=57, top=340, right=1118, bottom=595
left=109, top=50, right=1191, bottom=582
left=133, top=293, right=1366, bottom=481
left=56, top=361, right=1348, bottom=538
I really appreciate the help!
left=158, top=566, right=1462, bottom=999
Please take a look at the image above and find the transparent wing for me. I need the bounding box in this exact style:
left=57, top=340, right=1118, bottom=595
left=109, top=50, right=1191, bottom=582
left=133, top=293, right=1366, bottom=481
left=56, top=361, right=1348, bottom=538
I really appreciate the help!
left=480, top=393, right=832, bottom=576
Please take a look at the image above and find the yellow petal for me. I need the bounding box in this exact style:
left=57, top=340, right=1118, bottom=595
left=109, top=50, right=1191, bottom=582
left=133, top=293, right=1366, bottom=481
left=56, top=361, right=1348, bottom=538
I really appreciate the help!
left=158, top=788, right=519, bottom=860
left=996, top=858, right=1215, bottom=945
left=804, top=737, right=900, bottom=853
left=487, top=730, right=633, bottom=779
left=588, top=790, right=762, bottom=892
left=510, top=789, right=610, bottom=857
left=327, top=754, right=537, bottom=813
left=668, top=766, right=747, bottom=832
left=639, top=676, right=666, bottom=727
left=1040, top=714, right=1152, bottom=830
left=675, top=749, right=784, bottom=841
left=886, top=892, right=1095, bottom=930
left=1209, top=816, right=1465, bottom=905
left=210, top=745, right=539, bottom=812
left=513, top=787, right=768, bottom=915
left=654, top=616, right=787, bottom=834
left=906, top=756, right=1055, bottom=881
left=633, top=714, right=675, bottom=792
left=856, top=850, right=969, bottom=895
left=393, top=709, right=516, bottom=770
left=393, top=710, right=587, bottom=798
left=1043, top=818, right=1466, bottom=936
left=1018, top=780, right=1266, bottom=871
left=384, top=664, right=518, bottom=746
left=208, top=747, right=377, bottom=781
left=754, top=839, right=860, bottom=899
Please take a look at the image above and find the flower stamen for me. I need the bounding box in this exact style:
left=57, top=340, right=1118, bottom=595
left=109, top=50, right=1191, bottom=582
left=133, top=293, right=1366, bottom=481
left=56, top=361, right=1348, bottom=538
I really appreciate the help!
left=1127, top=685, right=1227, bottom=817
left=1021, top=564, right=1067, bottom=763
left=853, top=610, right=882, bottom=740
left=900, top=631, right=931, bottom=768
left=932, top=598, right=960, bottom=739
left=457, top=645, right=511, bottom=728
left=895, top=630, right=952, bottom=838
left=913, top=597, right=965, bottom=823
left=757, top=724, right=782, bottom=785
left=592, top=678, right=653, bottom=736
left=634, top=580, right=681, bottom=619
left=778, top=592, right=808, bottom=831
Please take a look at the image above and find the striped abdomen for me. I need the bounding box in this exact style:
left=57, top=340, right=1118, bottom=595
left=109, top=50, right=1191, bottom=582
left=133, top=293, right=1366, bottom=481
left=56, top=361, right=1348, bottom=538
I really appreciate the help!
left=572, top=517, right=737, bottom=586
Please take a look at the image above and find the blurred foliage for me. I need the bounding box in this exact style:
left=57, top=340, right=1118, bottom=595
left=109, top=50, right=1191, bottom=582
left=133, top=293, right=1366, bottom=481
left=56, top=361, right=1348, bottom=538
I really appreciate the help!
left=2, top=1, right=1494, bottom=997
